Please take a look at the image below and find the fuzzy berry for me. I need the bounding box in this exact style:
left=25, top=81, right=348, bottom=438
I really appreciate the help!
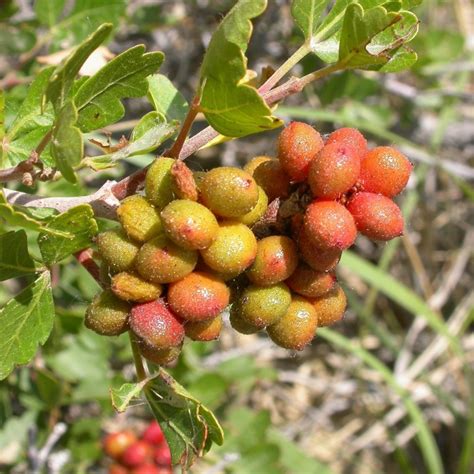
left=103, top=430, right=137, bottom=460
left=154, top=443, right=172, bottom=466
left=360, top=146, right=412, bottom=197
left=308, top=143, right=360, bottom=199
left=131, top=464, right=161, bottom=474
left=286, top=263, right=337, bottom=298
left=297, top=229, right=341, bottom=272
left=108, top=464, right=129, bottom=474
left=121, top=440, right=154, bottom=467
left=277, top=122, right=323, bottom=182
left=142, top=421, right=165, bottom=445
left=138, top=341, right=182, bottom=366
left=347, top=192, right=404, bottom=241
left=185, top=315, right=223, bottom=341
left=310, top=285, right=347, bottom=326
left=253, top=158, right=290, bottom=201
left=304, top=200, right=357, bottom=251
left=326, top=127, right=367, bottom=157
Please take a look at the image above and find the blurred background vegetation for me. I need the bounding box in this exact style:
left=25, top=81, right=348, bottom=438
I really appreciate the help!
left=0, top=0, right=473, bottom=473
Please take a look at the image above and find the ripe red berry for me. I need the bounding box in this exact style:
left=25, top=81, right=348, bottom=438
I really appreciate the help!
left=131, top=464, right=161, bottom=474
left=142, top=421, right=165, bottom=445
left=277, top=122, right=323, bottom=182
left=130, top=299, right=185, bottom=349
left=121, top=440, right=154, bottom=467
left=326, top=127, right=367, bottom=156
left=297, top=228, right=341, bottom=272
left=304, top=200, right=357, bottom=251
left=360, top=146, right=412, bottom=197
left=103, top=430, right=137, bottom=460
left=347, top=192, right=404, bottom=241
left=308, top=143, right=360, bottom=199
left=154, top=443, right=172, bottom=466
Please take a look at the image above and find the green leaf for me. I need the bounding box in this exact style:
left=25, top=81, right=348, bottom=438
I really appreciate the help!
left=74, top=45, right=164, bottom=132
left=0, top=190, right=72, bottom=237
left=318, top=328, right=443, bottom=474
left=50, top=0, right=126, bottom=46
left=0, top=230, right=38, bottom=281
left=111, top=380, right=148, bottom=412
left=147, top=74, right=189, bottom=123
left=0, top=89, right=4, bottom=168
left=145, top=368, right=224, bottom=468
left=199, top=0, right=282, bottom=137
left=37, top=204, right=98, bottom=265
left=83, top=115, right=178, bottom=170
left=50, top=100, right=83, bottom=182
left=291, top=0, right=330, bottom=39
left=35, top=0, right=65, bottom=27
left=45, top=23, right=113, bottom=110
left=0, top=272, right=54, bottom=380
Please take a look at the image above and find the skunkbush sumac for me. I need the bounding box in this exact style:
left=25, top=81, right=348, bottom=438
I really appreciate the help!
left=85, top=121, right=411, bottom=361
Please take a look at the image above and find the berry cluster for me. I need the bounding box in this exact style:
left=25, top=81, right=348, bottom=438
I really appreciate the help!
left=104, top=421, right=171, bottom=474
left=86, top=121, right=412, bottom=361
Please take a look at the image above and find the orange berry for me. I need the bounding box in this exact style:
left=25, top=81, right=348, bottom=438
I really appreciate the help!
left=286, top=263, right=337, bottom=298
left=326, top=127, right=367, bottom=157
left=310, top=285, right=347, bottom=326
left=297, top=228, right=341, bottom=272
left=185, top=315, right=223, bottom=341
left=103, top=431, right=137, bottom=460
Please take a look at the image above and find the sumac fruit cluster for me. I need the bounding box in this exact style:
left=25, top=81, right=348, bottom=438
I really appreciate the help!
left=85, top=121, right=412, bottom=361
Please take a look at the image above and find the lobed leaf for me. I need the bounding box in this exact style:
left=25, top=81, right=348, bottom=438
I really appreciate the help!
left=37, top=204, right=98, bottom=266
left=74, top=45, right=164, bottom=132
left=147, top=74, right=189, bottom=123
left=0, top=272, right=54, bottom=380
left=110, top=380, right=149, bottom=413
left=45, top=23, right=113, bottom=110
left=291, top=0, right=330, bottom=39
left=0, top=230, right=38, bottom=281
left=199, top=0, right=282, bottom=137
left=50, top=100, right=83, bottom=183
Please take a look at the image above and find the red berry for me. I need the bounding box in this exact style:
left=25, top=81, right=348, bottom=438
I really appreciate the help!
left=326, top=127, right=367, bottom=157
left=142, top=421, right=165, bottom=445
left=103, top=431, right=137, bottom=460
left=131, top=464, right=161, bottom=474
left=304, top=200, right=357, bottom=251
left=121, top=441, right=154, bottom=467
left=297, top=228, right=341, bottom=272
left=360, top=146, right=412, bottom=197
left=108, top=464, right=129, bottom=474
left=286, top=263, right=337, bottom=298
left=130, top=299, right=185, bottom=349
left=278, top=122, right=323, bottom=182
left=154, top=443, right=172, bottom=467
left=308, top=143, right=360, bottom=199
left=347, top=192, right=404, bottom=241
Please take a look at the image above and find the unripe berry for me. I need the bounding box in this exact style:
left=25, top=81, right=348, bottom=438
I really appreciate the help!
left=247, top=235, right=298, bottom=286
left=130, top=299, right=184, bottom=349
left=243, top=155, right=272, bottom=175
left=236, top=186, right=268, bottom=226
left=234, top=282, right=291, bottom=328
left=117, top=195, right=163, bottom=243
left=310, top=285, right=347, bottom=326
left=360, top=146, right=412, bottom=197
left=154, top=443, right=171, bottom=467
left=304, top=200, right=357, bottom=251
left=308, top=143, right=360, bottom=199
left=229, top=308, right=260, bottom=335
left=85, top=290, right=131, bottom=336
left=326, top=127, right=367, bottom=156
left=167, top=271, right=230, bottom=321
left=253, top=158, right=290, bottom=201
left=200, top=167, right=259, bottom=218
left=111, top=272, right=162, bottom=303
left=135, top=234, right=198, bottom=284
left=286, top=263, right=337, bottom=298
left=139, top=341, right=182, bottom=366
left=200, top=222, right=257, bottom=275
left=142, top=421, right=165, bottom=445
left=267, top=296, right=318, bottom=350
left=185, top=315, right=223, bottom=341
left=96, top=230, right=140, bottom=273
left=277, top=121, right=323, bottom=182
left=347, top=192, right=404, bottom=240
left=121, top=440, right=154, bottom=467
left=145, top=157, right=176, bottom=210
left=297, top=229, right=341, bottom=272
left=160, top=199, right=219, bottom=250
left=103, top=430, right=137, bottom=460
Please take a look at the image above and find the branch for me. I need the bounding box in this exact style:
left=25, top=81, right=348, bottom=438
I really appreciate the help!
left=74, top=248, right=101, bottom=283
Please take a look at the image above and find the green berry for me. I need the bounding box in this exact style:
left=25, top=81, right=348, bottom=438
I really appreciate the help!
left=247, top=235, right=298, bottom=286
left=229, top=308, right=260, bottom=335
left=161, top=199, right=219, bottom=250
left=200, top=222, right=257, bottom=275
left=117, top=195, right=163, bottom=243
left=96, top=230, right=140, bottom=273
left=185, top=315, right=223, bottom=341
left=111, top=272, right=162, bottom=303
left=253, top=158, right=290, bottom=201
left=145, top=157, right=176, bottom=209
left=85, top=290, right=131, bottom=336
left=135, top=234, right=198, bottom=284
left=236, top=186, right=268, bottom=226
left=310, top=285, right=347, bottom=326
left=136, top=337, right=182, bottom=366
left=234, top=282, right=291, bottom=328
left=244, top=155, right=272, bottom=175
left=267, top=296, right=318, bottom=350
left=200, top=167, right=259, bottom=217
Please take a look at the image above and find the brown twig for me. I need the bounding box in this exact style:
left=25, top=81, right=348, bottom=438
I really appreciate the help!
left=74, top=248, right=101, bottom=284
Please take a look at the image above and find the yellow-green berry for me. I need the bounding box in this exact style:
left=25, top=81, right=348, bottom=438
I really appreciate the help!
left=185, top=315, right=223, bottom=341
left=229, top=307, right=260, bottom=335
left=96, top=230, right=140, bottom=273
left=111, top=272, right=162, bottom=303
left=236, top=186, right=268, bottom=226
left=309, top=285, right=347, bottom=326
left=145, top=157, right=176, bottom=209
